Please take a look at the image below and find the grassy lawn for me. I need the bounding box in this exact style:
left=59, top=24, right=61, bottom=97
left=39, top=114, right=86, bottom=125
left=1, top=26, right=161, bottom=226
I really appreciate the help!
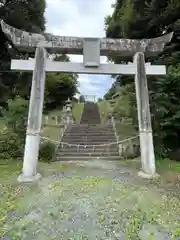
left=41, top=109, right=62, bottom=142
left=115, top=122, right=138, bottom=140
left=0, top=117, right=5, bottom=129
left=72, top=103, right=84, bottom=123
left=156, top=159, right=180, bottom=187
left=0, top=103, right=84, bottom=143
left=123, top=158, right=180, bottom=188
left=98, top=100, right=111, bottom=123
left=41, top=103, right=84, bottom=141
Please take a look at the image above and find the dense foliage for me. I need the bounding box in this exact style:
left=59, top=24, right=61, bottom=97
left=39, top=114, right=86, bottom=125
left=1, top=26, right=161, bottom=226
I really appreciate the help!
left=39, top=140, right=56, bottom=163
left=45, top=55, right=78, bottom=110
left=0, top=96, right=56, bottom=162
left=0, top=97, right=27, bottom=161
left=0, top=0, right=78, bottom=111
left=105, top=0, right=180, bottom=158
left=0, top=0, right=78, bottom=162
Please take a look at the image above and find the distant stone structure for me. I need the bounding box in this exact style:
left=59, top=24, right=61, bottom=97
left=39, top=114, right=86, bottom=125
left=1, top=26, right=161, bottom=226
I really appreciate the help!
left=65, top=98, right=73, bottom=124
left=60, top=98, right=73, bottom=124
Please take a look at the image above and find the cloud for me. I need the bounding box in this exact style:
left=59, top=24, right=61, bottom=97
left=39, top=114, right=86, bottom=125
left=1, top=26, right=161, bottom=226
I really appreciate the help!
left=78, top=74, right=114, bottom=98
left=45, top=0, right=116, bottom=98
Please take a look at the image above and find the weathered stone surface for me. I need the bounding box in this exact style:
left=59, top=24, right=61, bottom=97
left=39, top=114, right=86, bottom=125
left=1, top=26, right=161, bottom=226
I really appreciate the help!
left=134, top=52, right=156, bottom=176
left=19, top=47, right=47, bottom=182
left=11, top=59, right=166, bottom=75
left=1, top=20, right=173, bottom=56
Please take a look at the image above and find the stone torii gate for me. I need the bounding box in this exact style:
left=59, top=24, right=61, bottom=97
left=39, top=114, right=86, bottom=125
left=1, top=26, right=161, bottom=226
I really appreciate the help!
left=1, top=21, right=173, bottom=182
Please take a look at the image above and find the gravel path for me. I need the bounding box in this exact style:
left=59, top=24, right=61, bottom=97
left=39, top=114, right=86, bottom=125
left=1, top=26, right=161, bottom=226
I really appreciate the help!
left=2, top=160, right=180, bottom=239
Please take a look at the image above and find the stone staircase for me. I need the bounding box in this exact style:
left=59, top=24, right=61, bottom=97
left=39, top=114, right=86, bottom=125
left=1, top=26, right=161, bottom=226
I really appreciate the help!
left=56, top=102, right=119, bottom=160
left=80, top=102, right=101, bottom=124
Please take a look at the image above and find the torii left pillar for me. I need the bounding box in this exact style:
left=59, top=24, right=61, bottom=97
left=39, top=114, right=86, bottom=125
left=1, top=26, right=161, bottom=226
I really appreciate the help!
left=18, top=46, right=47, bottom=182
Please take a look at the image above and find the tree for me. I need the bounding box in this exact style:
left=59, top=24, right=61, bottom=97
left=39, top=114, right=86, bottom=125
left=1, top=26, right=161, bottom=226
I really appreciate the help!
left=0, top=0, right=46, bottom=67
left=104, top=0, right=180, bottom=158
left=104, top=77, right=121, bottom=100
left=0, top=2, right=78, bottom=112
left=0, top=0, right=46, bottom=107
left=44, top=54, right=78, bottom=110
left=45, top=72, right=78, bottom=110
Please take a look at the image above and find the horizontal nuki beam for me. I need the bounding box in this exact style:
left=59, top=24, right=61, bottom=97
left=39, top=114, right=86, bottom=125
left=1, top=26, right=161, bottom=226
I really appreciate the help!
left=11, top=60, right=166, bottom=75
left=1, top=20, right=173, bottom=57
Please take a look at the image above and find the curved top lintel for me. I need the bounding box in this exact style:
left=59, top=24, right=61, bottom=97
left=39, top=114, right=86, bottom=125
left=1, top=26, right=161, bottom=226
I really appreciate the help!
left=1, top=20, right=173, bottom=57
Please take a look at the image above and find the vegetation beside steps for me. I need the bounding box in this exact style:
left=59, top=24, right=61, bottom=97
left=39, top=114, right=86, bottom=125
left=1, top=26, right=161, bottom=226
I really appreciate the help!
left=98, top=97, right=137, bottom=141
left=98, top=100, right=112, bottom=123
left=72, top=102, right=84, bottom=123
left=0, top=99, right=85, bottom=167
left=40, top=103, right=84, bottom=162
left=42, top=103, right=84, bottom=141
left=42, top=109, right=62, bottom=142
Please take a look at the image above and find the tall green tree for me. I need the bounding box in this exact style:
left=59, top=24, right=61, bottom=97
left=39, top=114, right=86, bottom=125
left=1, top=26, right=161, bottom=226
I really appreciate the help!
left=0, top=1, right=78, bottom=111
left=44, top=54, right=78, bottom=110
left=105, top=0, right=180, bottom=158
left=0, top=0, right=46, bottom=108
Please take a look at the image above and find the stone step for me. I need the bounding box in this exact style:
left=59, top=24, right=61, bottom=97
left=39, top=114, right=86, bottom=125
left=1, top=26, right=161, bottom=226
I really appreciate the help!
left=60, top=141, right=117, bottom=145
left=65, top=131, right=114, bottom=134
left=58, top=151, right=119, bottom=155
left=68, top=124, right=114, bottom=127
left=65, top=130, right=114, bottom=133
left=56, top=156, right=121, bottom=161
left=57, top=152, right=119, bottom=157
left=62, top=140, right=117, bottom=147
left=80, top=103, right=101, bottom=124
left=64, top=132, right=115, bottom=135
left=68, top=129, right=114, bottom=131
left=67, top=126, right=113, bottom=131
left=56, top=101, right=119, bottom=160
left=62, top=136, right=116, bottom=140
left=66, top=126, right=114, bottom=129
left=62, top=140, right=116, bottom=144
left=58, top=146, right=119, bottom=152
left=65, top=130, right=114, bottom=135
left=63, top=132, right=115, bottom=135
left=67, top=127, right=114, bottom=130
left=69, top=123, right=112, bottom=126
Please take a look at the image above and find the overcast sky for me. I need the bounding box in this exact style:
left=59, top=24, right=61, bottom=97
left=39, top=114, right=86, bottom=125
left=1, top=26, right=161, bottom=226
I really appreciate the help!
left=45, top=0, right=115, bottom=99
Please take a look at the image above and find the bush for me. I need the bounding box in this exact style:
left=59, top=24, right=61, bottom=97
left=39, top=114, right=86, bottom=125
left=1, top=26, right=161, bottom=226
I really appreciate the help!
left=0, top=130, right=24, bottom=161
left=4, top=96, right=28, bottom=139
left=112, top=84, right=137, bottom=124
left=0, top=96, right=28, bottom=161
left=39, top=141, right=56, bottom=163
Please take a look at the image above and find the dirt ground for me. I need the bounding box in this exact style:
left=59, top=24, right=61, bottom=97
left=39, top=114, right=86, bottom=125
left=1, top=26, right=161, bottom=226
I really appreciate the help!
left=1, top=159, right=180, bottom=240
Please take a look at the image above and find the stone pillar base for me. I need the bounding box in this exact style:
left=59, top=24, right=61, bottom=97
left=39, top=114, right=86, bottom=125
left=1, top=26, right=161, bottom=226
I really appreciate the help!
left=138, top=171, right=159, bottom=179
left=17, top=173, right=42, bottom=183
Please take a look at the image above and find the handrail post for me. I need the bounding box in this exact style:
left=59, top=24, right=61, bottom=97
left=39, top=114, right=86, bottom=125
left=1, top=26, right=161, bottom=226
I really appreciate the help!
left=111, top=116, right=120, bottom=156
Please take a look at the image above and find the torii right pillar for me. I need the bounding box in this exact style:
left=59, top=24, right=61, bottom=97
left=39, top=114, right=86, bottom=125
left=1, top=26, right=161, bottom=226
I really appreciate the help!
left=134, top=52, right=157, bottom=178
